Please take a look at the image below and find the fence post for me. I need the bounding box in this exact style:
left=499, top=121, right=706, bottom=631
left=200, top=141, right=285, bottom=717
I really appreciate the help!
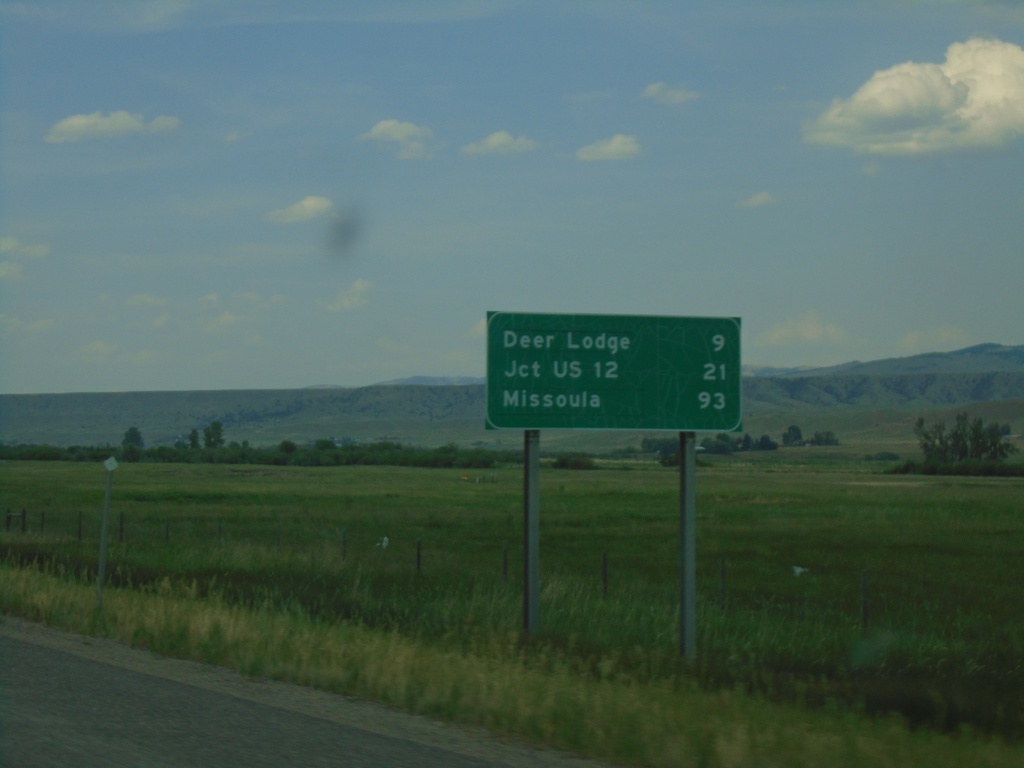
left=21, top=508, right=26, bottom=533
left=341, top=529, right=347, bottom=561
left=118, top=510, right=124, bottom=543
left=861, top=570, right=869, bottom=635
left=416, top=540, right=422, bottom=574
left=719, top=557, right=727, bottom=611
left=601, top=551, right=609, bottom=598
left=5, top=509, right=10, bottom=532
left=78, top=510, right=83, bottom=542
left=502, top=541, right=509, bottom=581
left=165, top=520, right=170, bottom=544
left=40, top=510, right=45, bottom=534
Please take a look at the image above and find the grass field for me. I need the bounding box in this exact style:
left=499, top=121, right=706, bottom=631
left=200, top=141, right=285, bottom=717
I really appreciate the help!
left=2, top=453, right=1023, bottom=766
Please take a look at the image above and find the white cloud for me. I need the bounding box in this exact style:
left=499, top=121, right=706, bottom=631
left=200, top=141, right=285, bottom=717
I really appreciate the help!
left=265, top=195, right=334, bottom=224
left=805, top=37, right=1024, bottom=154
left=759, top=312, right=847, bottom=346
left=735, top=191, right=778, bottom=208
left=361, top=119, right=434, bottom=159
left=461, top=130, right=537, bottom=155
left=566, top=90, right=615, bottom=105
left=320, top=279, right=371, bottom=313
left=78, top=340, right=119, bottom=363
left=205, top=311, right=240, bottom=332
left=899, top=326, right=971, bottom=353
left=126, top=293, right=169, bottom=308
left=468, top=318, right=487, bottom=338
left=0, top=262, right=25, bottom=281
left=120, top=349, right=159, bottom=366
left=576, top=134, right=641, bottom=161
left=642, top=82, right=699, bottom=105
left=0, top=237, right=49, bottom=259
left=233, top=291, right=287, bottom=309
left=46, top=110, right=181, bottom=143
left=0, top=314, right=54, bottom=334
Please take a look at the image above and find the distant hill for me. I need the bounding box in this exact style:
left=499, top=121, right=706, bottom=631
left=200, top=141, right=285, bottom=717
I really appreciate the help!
left=375, top=376, right=486, bottom=386
left=1, top=344, right=1022, bottom=449
left=750, top=343, right=1024, bottom=378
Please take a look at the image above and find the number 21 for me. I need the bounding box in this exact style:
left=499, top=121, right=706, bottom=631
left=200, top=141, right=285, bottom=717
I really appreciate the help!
left=703, top=363, right=726, bottom=381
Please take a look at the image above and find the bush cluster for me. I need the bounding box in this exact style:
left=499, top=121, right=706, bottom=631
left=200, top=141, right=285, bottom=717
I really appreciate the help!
left=889, top=460, right=1024, bottom=477
left=551, top=454, right=597, bottom=470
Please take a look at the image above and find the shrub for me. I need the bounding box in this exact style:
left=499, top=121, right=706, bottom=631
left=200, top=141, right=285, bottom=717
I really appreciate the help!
left=552, top=454, right=596, bottom=470
left=865, top=451, right=900, bottom=461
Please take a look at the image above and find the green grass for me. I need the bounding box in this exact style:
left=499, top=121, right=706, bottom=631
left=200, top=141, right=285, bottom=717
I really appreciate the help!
left=2, top=457, right=1024, bottom=765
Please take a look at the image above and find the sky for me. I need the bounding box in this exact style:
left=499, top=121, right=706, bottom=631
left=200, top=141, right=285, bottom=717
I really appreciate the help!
left=1, top=0, right=1023, bottom=394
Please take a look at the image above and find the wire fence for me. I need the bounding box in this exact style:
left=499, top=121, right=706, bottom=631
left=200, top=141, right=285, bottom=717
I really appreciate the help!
left=4, top=503, right=1019, bottom=642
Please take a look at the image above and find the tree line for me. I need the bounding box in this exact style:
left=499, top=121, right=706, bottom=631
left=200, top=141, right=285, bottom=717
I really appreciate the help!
left=2, top=414, right=1017, bottom=475
left=0, top=421, right=508, bottom=469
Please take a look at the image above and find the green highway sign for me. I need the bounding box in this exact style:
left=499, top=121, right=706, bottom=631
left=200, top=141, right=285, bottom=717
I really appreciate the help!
left=486, top=312, right=741, bottom=431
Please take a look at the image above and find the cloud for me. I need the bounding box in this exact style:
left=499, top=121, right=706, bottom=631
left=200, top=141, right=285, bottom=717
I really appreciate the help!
left=0, top=237, right=48, bottom=281
left=126, top=293, right=169, bottom=308
left=0, top=314, right=54, bottom=334
left=361, top=119, right=434, bottom=159
left=233, top=291, right=288, bottom=309
left=120, top=349, right=160, bottom=366
left=805, top=37, right=1024, bottom=154
left=320, top=279, right=371, bottom=313
left=566, top=90, right=615, bottom=105
left=0, top=237, right=49, bottom=259
left=0, top=263, right=25, bottom=281
left=78, top=340, right=119, bottom=363
left=735, top=191, right=778, bottom=208
left=576, top=134, right=641, bottom=161
left=265, top=195, right=334, bottom=224
left=461, top=130, right=537, bottom=156
left=899, top=326, right=970, bottom=353
left=75, top=339, right=157, bottom=366
left=759, top=312, right=847, bottom=346
left=45, top=110, right=181, bottom=143
left=468, top=318, right=487, bottom=338
left=642, top=82, right=699, bottom=105
left=205, top=311, right=240, bottom=332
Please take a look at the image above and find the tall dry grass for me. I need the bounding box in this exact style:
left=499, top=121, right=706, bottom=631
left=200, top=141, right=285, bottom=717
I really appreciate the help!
left=3, top=563, right=1021, bottom=768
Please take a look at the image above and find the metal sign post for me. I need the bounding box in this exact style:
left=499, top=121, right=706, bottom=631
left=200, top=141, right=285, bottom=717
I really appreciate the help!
left=523, top=430, right=540, bottom=633
left=679, top=432, right=697, bottom=661
left=96, top=456, right=118, bottom=612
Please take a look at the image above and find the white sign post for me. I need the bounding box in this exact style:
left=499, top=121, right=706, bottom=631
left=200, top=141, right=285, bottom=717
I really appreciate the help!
left=96, top=456, right=118, bottom=612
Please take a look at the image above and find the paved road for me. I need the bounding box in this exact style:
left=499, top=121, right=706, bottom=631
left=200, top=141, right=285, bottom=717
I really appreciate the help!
left=0, top=618, right=609, bottom=768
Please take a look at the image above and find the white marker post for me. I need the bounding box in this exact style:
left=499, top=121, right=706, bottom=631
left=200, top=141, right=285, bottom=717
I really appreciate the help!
left=96, top=456, right=118, bottom=612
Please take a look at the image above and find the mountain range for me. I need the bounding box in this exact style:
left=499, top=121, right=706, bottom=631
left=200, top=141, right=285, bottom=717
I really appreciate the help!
left=1, top=344, right=1022, bottom=449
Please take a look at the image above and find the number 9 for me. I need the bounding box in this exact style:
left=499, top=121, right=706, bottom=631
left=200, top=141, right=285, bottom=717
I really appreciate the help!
left=712, top=334, right=725, bottom=352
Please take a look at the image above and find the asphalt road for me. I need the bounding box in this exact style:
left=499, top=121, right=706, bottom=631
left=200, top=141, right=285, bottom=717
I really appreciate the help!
left=0, top=618, right=610, bottom=768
